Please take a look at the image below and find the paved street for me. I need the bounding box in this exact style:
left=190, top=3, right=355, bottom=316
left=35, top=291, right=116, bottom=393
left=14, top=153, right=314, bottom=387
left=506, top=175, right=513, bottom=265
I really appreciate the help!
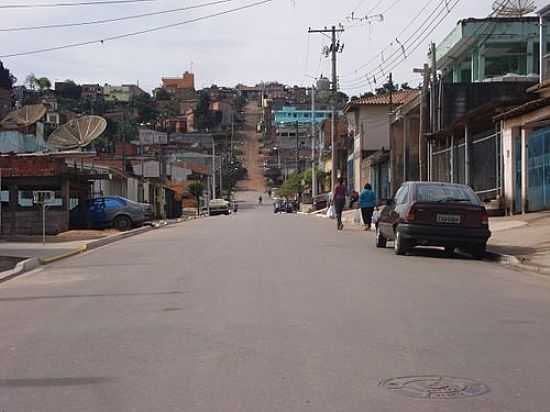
left=2, top=201, right=550, bottom=412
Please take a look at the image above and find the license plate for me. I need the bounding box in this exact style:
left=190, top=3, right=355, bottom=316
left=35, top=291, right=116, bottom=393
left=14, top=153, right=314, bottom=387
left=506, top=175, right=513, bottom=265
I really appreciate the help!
left=436, top=214, right=461, bottom=224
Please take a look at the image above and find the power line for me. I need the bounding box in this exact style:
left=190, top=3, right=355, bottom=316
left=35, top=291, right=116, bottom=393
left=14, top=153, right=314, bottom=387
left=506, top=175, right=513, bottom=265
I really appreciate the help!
left=341, top=0, right=450, bottom=85
left=1, top=0, right=275, bottom=58
left=341, top=0, right=438, bottom=78
left=343, top=0, right=461, bottom=91
left=0, top=0, right=238, bottom=32
left=0, top=0, right=157, bottom=9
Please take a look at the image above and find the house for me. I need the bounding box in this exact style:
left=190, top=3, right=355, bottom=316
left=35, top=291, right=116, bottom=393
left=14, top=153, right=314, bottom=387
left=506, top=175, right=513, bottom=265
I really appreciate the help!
left=274, top=106, right=332, bottom=126
left=344, top=90, right=418, bottom=199
left=81, top=84, right=103, bottom=102
left=425, top=15, right=549, bottom=207
left=103, top=84, right=145, bottom=103
left=492, top=5, right=550, bottom=214
left=390, top=91, right=421, bottom=193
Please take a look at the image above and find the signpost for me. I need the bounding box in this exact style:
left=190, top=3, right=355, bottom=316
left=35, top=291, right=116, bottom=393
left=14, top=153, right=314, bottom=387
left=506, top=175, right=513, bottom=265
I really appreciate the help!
left=33, top=191, right=54, bottom=245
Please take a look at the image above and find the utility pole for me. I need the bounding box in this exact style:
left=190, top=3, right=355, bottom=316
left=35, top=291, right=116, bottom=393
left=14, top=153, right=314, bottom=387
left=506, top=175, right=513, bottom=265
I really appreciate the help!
left=231, top=111, right=234, bottom=160
left=429, top=42, right=438, bottom=182
left=308, top=25, right=344, bottom=190
left=311, top=86, right=318, bottom=198
left=295, top=121, right=300, bottom=173
left=414, top=64, right=430, bottom=181
left=211, top=138, right=216, bottom=198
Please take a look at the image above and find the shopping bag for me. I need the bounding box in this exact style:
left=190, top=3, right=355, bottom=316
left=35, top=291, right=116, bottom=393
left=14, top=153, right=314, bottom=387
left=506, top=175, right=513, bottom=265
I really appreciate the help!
left=326, top=205, right=336, bottom=219
left=353, top=209, right=363, bottom=225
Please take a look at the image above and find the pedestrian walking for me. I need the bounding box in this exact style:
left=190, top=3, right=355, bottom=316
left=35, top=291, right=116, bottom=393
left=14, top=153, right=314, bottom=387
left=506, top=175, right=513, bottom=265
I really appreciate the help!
left=233, top=202, right=239, bottom=214
left=349, top=190, right=359, bottom=209
left=333, top=177, right=347, bottom=231
left=258, top=195, right=263, bottom=206
left=359, top=183, right=376, bottom=231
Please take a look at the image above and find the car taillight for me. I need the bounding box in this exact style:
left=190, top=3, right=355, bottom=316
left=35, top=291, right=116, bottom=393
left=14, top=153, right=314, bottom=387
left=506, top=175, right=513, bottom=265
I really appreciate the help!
left=406, top=204, right=416, bottom=222
left=480, top=208, right=489, bottom=226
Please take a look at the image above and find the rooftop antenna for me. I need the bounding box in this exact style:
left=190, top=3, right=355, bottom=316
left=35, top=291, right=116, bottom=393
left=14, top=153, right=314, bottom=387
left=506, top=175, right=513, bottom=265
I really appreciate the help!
left=492, top=0, right=536, bottom=16
left=0, top=104, right=47, bottom=130
left=47, top=115, right=107, bottom=150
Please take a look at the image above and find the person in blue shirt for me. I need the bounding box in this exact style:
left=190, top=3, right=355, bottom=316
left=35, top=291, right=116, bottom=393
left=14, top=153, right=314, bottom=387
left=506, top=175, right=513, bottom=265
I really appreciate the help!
left=359, top=183, right=376, bottom=231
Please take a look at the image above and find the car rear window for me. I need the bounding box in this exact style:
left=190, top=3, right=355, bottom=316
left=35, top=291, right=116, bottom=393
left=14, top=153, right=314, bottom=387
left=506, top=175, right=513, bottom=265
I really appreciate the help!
left=415, top=184, right=480, bottom=205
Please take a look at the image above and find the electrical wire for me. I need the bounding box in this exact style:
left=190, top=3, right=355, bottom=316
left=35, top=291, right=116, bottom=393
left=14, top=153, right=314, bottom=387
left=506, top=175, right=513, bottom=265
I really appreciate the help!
left=0, top=0, right=238, bottom=32
left=0, top=0, right=158, bottom=9
left=0, top=0, right=275, bottom=58
left=343, top=0, right=461, bottom=91
left=341, top=0, right=452, bottom=86
left=340, top=0, right=438, bottom=78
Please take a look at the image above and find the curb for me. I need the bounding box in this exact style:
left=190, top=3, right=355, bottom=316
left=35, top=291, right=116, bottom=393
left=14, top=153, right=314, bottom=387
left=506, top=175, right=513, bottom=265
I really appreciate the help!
left=0, top=219, right=186, bottom=284
left=0, top=257, right=41, bottom=284
left=486, top=249, right=550, bottom=276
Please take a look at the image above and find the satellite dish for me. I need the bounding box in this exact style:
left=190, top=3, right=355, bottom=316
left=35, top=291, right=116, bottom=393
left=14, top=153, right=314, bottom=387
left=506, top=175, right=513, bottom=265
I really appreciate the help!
left=492, top=0, right=536, bottom=16
left=0, top=104, right=47, bottom=129
left=47, top=115, right=107, bottom=150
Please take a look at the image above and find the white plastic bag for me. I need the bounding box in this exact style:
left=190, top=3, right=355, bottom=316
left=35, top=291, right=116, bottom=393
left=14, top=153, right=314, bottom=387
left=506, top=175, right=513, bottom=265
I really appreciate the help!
left=326, top=205, right=336, bottom=219
left=353, top=209, right=363, bottom=225
left=372, top=209, right=381, bottom=225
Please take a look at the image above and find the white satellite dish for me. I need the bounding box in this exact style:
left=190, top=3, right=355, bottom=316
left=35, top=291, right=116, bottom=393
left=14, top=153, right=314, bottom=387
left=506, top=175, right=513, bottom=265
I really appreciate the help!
left=47, top=115, right=107, bottom=150
left=0, top=104, right=47, bottom=129
left=492, top=0, right=536, bottom=16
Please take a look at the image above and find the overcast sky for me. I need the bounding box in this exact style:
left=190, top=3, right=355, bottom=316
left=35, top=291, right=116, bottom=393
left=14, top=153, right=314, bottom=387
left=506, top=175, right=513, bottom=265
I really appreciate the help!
left=0, top=0, right=546, bottom=96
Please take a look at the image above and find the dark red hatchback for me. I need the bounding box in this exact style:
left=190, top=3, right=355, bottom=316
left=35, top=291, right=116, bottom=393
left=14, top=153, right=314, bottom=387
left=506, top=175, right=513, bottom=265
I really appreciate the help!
left=375, top=182, right=491, bottom=258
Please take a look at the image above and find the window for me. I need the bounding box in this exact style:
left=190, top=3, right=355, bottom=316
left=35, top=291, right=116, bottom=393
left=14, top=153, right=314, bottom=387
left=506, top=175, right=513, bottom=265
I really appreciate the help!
left=395, top=185, right=409, bottom=205
left=17, top=191, right=34, bottom=207
left=105, top=198, right=125, bottom=209
left=1, top=190, right=8, bottom=205
left=415, top=184, right=480, bottom=205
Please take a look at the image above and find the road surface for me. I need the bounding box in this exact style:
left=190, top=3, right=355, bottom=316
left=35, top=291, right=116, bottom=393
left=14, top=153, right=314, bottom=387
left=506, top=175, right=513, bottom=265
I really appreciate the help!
left=236, top=100, right=266, bottom=194
left=1, top=202, right=550, bottom=411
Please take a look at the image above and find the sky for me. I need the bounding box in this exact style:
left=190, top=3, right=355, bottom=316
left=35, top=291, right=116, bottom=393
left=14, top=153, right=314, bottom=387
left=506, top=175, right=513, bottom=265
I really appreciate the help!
left=0, top=0, right=546, bottom=96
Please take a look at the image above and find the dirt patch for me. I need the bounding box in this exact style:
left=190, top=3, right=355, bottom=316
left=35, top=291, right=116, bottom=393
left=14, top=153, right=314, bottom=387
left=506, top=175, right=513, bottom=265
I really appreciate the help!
left=4, top=229, right=117, bottom=243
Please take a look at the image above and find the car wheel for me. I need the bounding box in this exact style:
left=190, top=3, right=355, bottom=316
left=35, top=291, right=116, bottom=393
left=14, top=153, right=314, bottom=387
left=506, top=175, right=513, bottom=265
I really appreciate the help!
left=394, top=230, right=410, bottom=256
left=113, top=215, right=132, bottom=231
left=375, top=226, right=387, bottom=248
left=470, top=243, right=486, bottom=260
left=444, top=246, right=455, bottom=256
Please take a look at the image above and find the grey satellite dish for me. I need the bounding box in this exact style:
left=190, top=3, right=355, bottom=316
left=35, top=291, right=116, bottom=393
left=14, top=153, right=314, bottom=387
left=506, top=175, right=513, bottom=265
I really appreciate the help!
left=0, top=104, right=47, bottom=129
left=47, top=115, right=107, bottom=150
left=492, top=0, right=536, bottom=16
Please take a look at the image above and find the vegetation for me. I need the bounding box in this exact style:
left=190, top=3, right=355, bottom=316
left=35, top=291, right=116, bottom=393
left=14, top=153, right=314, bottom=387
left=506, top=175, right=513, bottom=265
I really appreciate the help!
left=25, top=74, right=52, bottom=91
left=188, top=181, right=205, bottom=216
left=0, top=60, right=16, bottom=89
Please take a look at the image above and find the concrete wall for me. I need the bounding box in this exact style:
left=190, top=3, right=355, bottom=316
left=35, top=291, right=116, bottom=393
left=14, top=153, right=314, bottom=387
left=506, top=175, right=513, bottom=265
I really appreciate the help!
left=1, top=209, right=68, bottom=236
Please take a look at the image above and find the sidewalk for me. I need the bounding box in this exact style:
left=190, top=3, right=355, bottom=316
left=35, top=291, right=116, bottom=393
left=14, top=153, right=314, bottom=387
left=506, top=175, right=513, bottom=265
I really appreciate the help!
left=326, top=208, right=550, bottom=274
left=0, top=218, right=186, bottom=282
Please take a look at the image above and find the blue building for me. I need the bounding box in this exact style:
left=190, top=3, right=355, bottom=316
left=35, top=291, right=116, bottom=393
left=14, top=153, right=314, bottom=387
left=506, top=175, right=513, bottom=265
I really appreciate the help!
left=274, top=106, right=332, bottom=126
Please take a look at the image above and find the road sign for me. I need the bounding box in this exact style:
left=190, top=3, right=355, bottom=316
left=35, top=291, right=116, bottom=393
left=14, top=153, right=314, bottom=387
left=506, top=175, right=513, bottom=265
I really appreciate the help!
left=33, top=191, right=54, bottom=204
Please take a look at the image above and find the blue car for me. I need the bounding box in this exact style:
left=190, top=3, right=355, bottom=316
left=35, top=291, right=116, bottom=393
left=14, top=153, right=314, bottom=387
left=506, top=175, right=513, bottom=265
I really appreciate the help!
left=70, top=196, right=154, bottom=231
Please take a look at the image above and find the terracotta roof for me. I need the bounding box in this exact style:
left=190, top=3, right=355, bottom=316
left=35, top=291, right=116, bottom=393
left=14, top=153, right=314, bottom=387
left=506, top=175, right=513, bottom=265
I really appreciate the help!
left=345, top=90, right=419, bottom=112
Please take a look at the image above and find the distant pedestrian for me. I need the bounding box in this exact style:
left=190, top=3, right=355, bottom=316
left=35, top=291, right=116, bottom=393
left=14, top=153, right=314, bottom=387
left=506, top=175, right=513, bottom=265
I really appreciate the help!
left=233, top=202, right=239, bottom=214
left=349, top=190, right=359, bottom=209
left=333, top=177, right=347, bottom=231
left=359, top=183, right=376, bottom=231
left=258, top=195, right=263, bottom=206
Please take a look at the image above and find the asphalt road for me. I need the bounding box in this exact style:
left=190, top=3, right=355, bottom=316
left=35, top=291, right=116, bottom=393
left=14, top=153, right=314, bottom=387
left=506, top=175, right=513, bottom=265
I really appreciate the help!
left=1, top=201, right=550, bottom=412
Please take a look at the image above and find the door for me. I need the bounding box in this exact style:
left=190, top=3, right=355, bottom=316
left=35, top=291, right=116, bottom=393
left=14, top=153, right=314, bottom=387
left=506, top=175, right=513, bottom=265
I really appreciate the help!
left=379, top=184, right=408, bottom=240
left=514, top=136, right=522, bottom=213
left=88, top=198, right=107, bottom=227
left=527, top=127, right=550, bottom=212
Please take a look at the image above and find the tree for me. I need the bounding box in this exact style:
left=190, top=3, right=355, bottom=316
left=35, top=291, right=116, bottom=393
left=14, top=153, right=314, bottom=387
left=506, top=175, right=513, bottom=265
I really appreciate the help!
left=279, top=172, right=304, bottom=199
left=154, top=88, right=171, bottom=101
left=132, top=93, right=159, bottom=124
left=36, top=77, right=51, bottom=91
left=0, top=60, right=16, bottom=89
left=188, top=181, right=205, bottom=217
left=195, top=90, right=211, bottom=131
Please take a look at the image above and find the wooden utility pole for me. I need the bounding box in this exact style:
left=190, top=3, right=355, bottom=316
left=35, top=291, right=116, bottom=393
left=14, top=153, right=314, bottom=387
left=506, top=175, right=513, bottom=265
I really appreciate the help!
left=308, top=25, right=344, bottom=189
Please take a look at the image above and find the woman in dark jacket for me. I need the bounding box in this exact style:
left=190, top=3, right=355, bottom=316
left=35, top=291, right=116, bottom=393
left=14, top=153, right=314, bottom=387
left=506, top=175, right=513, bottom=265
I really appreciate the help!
left=333, top=177, right=347, bottom=231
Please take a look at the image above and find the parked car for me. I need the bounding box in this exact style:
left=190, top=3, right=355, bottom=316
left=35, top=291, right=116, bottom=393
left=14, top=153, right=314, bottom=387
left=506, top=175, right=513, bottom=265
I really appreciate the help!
left=274, top=199, right=297, bottom=213
left=375, top=182, right=491, bottom=258
left=70, top=196, right=153, bottom=231
left=209, top=199, right=230, bottom=216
